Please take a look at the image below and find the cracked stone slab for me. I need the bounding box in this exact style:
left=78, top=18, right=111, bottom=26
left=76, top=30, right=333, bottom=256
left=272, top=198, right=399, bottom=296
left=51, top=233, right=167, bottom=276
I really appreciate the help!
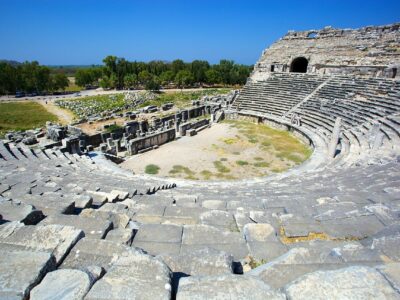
left=0, top=249, right=56, bottom=300
left=285, top=266, right=399, bottom=299
left=85, top=250, right=172, bottom=300
left=133, top=223, right=183, bottom=243
left=0, top=224, right=83, bottom=265
left=30, top=269, right=94, bottom=300
left=0, top=199, right=44, bottom=224
left=159, top=247, right=234, bottom=276
left=105, top=228, right=135, bottom=245
left=61, top=238, right=131, bottom=271
left=243, top=223, right=279, bottom=242
left=40, top=215, right=112, bottom=239
left=176, top=274, right=285, bottom=300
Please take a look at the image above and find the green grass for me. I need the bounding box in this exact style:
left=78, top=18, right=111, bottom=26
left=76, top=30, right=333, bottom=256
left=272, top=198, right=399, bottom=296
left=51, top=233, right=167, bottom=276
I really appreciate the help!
left=254, top=157, right=264, bottom=161
left=213, top=161, right=230, bottom=173
left=236, top=160, right=249, bottom=166
left=145, top=164, right=160, bottom=175
left=223, top=119, right=312, bottom=168
left=139, top=88, right=232, bottom=109
left=55, top=94, right=126, bottom=118
left=105, top=124, right=123, bottom=133
left=0, top=101, right=58, bottom=136
left=169, top=165, right=195, bottom=176
left=253, top=161, right=270, bottom=168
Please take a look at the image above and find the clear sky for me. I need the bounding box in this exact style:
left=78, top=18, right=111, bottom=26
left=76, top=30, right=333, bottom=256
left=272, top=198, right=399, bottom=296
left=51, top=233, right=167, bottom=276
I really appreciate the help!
left=0, top=0, right=399, bottom=65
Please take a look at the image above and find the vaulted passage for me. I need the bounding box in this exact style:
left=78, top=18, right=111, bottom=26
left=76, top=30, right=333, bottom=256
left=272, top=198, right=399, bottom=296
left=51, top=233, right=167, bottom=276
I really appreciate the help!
left=290, top=57, right=308, bottom=73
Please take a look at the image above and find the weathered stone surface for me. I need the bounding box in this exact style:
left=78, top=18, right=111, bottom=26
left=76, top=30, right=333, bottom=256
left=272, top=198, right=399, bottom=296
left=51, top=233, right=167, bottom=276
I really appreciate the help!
left=105, top=228, right=135, bottom=245
left=243, top=223, right=278, bottom=242
left=0, top=199, right=44, bottom=224
left=202, top=200, right=226, bottom=210
left=200, top=210, right=236, bottom=230
left=85, top=250, right=171, bottom=300
left=40, top=215, right=112, bottom=239
left=80, top=208, right=130, bottom=229
left=30, top=269, right=93, bottom=300
left=177, top=274, right=285, bottom=300
left=284, top=266, right=399, bottom=299
left=0, top=221, right=24, bottom=238
left=0, top=224, right=83, bottom=265
left=159, top=247, right=233, bottom=276
left=61, top=238, right=131, bottom=271
left=377, top=263, right=400, bottom=293
left=0, top=249, right=56, bottom=300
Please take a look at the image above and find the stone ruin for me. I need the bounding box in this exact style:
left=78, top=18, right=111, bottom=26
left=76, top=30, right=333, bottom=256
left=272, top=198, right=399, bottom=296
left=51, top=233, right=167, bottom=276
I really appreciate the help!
left=0, top=23, right=400, bottom=299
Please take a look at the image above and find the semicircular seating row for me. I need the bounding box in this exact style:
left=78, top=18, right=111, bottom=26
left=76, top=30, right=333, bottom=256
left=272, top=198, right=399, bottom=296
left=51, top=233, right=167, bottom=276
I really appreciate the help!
left=233, top=73, right=400, bottom=168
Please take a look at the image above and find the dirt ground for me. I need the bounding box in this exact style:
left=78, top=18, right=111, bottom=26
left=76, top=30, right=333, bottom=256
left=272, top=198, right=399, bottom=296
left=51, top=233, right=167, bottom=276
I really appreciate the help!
left=120, top=122, right=311, bottom=180
left=35, top=99, right=75, bottom=125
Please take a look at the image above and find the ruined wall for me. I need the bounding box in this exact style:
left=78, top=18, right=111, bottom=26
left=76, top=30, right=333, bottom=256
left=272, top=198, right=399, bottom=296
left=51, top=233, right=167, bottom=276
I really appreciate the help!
left=127, top=128, right=176, bottom=155
left=252, top=23, right=400, bottom=80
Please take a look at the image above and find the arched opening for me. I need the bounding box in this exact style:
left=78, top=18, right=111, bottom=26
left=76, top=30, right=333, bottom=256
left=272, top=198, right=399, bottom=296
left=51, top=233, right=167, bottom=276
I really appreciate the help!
left=392, top=68, right=397, bottom=78
left=270, top=65, right=275, bottom=72
left=290, top=57, right=308, bottom=73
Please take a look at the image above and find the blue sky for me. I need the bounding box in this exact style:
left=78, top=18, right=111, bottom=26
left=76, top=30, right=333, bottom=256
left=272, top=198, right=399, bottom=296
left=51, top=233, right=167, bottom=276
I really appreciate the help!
left=0, top=0, right=399, bottom=65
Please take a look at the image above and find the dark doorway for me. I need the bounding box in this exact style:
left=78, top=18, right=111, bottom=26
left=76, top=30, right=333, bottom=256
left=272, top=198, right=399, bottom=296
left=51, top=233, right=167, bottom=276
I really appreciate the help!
left=270, top=65, right=275, bottom=72
left=393, top=68, right=397, bottom=78
left=290, top=57, right=308, bottom=73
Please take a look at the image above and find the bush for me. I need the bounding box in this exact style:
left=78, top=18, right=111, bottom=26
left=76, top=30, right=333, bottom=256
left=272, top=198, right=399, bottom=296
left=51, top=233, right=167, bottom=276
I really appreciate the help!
left=236, top=160, right=249, bottom=166
left=145, top=164, right=160, bottom=174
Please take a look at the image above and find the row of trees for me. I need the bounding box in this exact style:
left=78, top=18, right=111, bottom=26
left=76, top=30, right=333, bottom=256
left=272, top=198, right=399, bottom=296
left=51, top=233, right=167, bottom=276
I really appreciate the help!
left=0, top=61, right=69, bottom=95
left=0, top=57, right=253, bottom=95
left=75, top=56, right=253, bottom=90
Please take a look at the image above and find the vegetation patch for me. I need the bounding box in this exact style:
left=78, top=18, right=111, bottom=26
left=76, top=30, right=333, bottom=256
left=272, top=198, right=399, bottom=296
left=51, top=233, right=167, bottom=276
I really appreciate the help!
left=253, top=161, right=270, bottom=168
left=145, top=164, right=160, bottom=174
left=236, top=160, right=249, bottom=166
left=139, top=88, right=232, bottom=109
left=105, top=124, right=123, bottom=133
left=213, top=161, right=230, bottom=173
left=169, top=165, right=195, bottom=176
left=0, top=101, right=58, bottom=136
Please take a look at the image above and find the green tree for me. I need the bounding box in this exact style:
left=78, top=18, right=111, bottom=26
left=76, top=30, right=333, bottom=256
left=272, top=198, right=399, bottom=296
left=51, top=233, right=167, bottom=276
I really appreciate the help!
left=145, top=76, right=160, bottom=91
left=191, top=60, right=210, bottom=83
left=175, top=70, right=194, bottom=89
left=124, top=73, right=138, bottom=89
left=171, top=59, right=186, bottom=75
left=138, top=70, right=152, bottom=85
left=53, top=73, right=69, bottom=91
left=159, top=70, right=175, bottom=85
left=205, top=69, right=222, bottom=84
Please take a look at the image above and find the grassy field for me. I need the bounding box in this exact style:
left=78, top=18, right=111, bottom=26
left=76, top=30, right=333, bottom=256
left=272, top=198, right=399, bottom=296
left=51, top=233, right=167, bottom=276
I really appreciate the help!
left=55, top=88, right=233, bottom=118
left=0, top=101, right=58, bottom=136
left=139, top=88, right=233, bottom=108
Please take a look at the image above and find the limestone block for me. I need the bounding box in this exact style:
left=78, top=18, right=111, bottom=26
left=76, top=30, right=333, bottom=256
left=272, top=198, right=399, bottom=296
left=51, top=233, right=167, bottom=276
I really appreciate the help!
left=85, top=250, right=172, bottom=300
left=159, top=247, right=233, bottom=276
left=30, top=269, right=93, bottom=300
left=0, top=224, right=83, bottom=265
left=284, top=266, right=399, bottom=299
left=61, top=238, right=131, bottom=271
left=105, top=228, right=135, bottom=245
left=0, top=249, right=56, bottom=299
left=40, top=215, right=112, bottom=239
left=177, top=274, right=285, bottom=300
left=0, top=199, right=44, bottom=224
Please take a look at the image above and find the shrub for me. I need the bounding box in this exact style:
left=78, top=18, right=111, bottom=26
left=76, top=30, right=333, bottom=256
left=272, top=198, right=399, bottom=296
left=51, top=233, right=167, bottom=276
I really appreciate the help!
left=236, top=160, right=249, bottom=166
left=145, top=164, right=160, bottom=174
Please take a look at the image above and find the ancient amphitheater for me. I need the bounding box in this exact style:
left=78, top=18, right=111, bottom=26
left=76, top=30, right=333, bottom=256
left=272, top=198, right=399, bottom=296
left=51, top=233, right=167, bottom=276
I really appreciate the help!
left=1, top=23, right=400, bottom=299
